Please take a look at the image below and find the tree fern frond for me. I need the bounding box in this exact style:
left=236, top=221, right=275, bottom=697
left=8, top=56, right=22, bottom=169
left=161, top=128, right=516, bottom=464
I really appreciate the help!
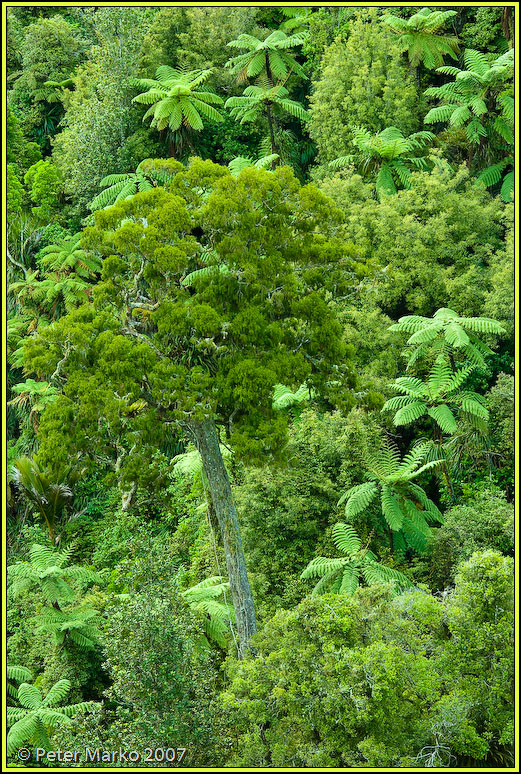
left=339, top=481, right=378, bottom=518
left=338, top=565, right=360, bottom=595
left=18, top=683, right=42, bottom=710
left=332, top=522, right=362, bottom=557
left=381, top=485, right=404, bottom=531
left=393, top=400, right=427, bottom=426
left=301, top=556, right=347, bottom=579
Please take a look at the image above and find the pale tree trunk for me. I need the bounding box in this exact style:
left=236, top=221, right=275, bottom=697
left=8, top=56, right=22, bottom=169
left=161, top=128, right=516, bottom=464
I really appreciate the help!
left=115, top=448, right=137, bottom=512
left=185, top=417, right=257, bottom=657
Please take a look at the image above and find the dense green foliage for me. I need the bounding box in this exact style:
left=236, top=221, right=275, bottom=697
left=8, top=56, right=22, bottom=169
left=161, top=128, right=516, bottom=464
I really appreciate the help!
left=6, top=5, right=515, bottom=768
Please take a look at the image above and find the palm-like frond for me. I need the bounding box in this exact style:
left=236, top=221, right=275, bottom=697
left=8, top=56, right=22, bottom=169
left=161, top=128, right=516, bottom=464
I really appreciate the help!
left=132, top=67, right=223, bottom=136
left=35, top=606, right=101, bottom=649
left=384, top=356, right=484, bottom=435
left=7, top=679, right=98, bottom=756
left=338, top=439, right=443, bottom=553
left=272, top=383, right=311, bottom=411
left=7, top=665, right=33, bottom=698
left=331, top=522, right=362, bottom=557
left=225, top=83, right=308, bottom=125
left=8, top=542, right=99, bottom=611
left=182, top=577, right=234, bottom=648
left=225, top=29, right=307, bottom=83
left=301, top=521, right=412, bottom=596
left=424, top=48, right=514, bottom=147
left=389, top=308, right=505, bottom=369
left=382, top=8, right=459, bottom=69
left=330, top=126, right=434, bottom=198
left=90, top=158, right=179, bottom=211
left=339, top=481, right=379, bottom=519
left=10, top=458, right=77, bottom=541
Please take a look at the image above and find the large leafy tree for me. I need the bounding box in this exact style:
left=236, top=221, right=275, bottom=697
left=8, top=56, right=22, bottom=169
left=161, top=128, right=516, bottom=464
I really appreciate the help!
left=225, top=29, right=308, bottom=83
left=8, top=14, right=88, bottom=148
left=320, top=162, right=505, bottom=319
left=308, top=9, right=420, bottom=165
left=132, top=66, right=224, bottom=157
left=330, top=126, right=435, bottom=198
left=23, top=159, right=352, bottom=656
left=381, top=7, right=459, bottom=71
left=51, top=8, right=156, bottom=214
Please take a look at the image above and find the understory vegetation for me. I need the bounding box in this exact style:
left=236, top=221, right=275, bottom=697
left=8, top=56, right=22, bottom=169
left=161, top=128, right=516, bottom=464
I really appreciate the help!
left=6, top=5, right=515, bottom=769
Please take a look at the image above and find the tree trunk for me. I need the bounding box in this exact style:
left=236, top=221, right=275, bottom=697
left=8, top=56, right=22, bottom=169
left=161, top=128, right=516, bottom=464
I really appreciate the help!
left=501, top=7, right=513, bottom=45
left=265, top=102, right=278, bottom=159
left=433, top=423, right=456, bottom=505
left=186, top=417, right=257, bottom=657
left=121, top=481, right=137, bottom=512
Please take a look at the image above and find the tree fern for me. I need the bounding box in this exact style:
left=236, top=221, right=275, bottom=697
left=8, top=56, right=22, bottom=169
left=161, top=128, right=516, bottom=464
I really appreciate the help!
left=226, top=82, right=309, bottom=137
left=383, top=358, right=487, bottom=435
left=8, top=379, right=59, bottom=437
left=35, top=606, right=101, bottom=650
left=7, top=679, right=98, bottom=757
left=382, top=8, right=459, bottom=69
left=37, top=233, right=101, bottom=279
left=132, top=67, right=224, bottom=155
left=329, top=126, right=434, bottom=199
left=228, top=153, right=280, bottom=177
left=424, top=47, right=514, bottom=156
left=89, top=159, right=170, bottom=211
left=338, top=481, right=379, bottom=519
left=272, top=383, right=311, bottom=411
left=225, top=29, right=308, bottom=84
left=8, top=542, right=100, bottom=605
left=340, top=440, right=443, bottom=553
left=301, top=522, right=412, bottom=596
left=389, top=308, right=505, bottom=369
left=182, top=577, right=235, bottom=649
